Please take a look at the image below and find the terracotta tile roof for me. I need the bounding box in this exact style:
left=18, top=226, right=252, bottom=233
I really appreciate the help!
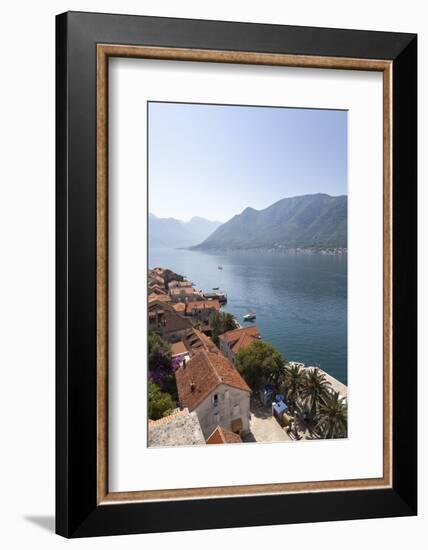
left=168, top=280, right=193, bottom=289
left=185, top=300, right=220, bottom=314
left=179, top=328, right=219, bottom=356
left=148, top=302, right=193, bottom=334
left=170, top=287, right=197, bottom=296
left=148, top=300, right=175, bottom=314
left=171, top=341, right=188, bottom=356
left=193, top=330, right=219, bottom=353
left=172, top=302, right=186, bottom=313
left=183, top=329, right=204, bottom=353
left=206, top=425, right=242, bottom=444
left=219, top=326, right=261, bottom=354
left=148, top=409, right=188, bottom=426
left=148, top=293, right=171, bottom=303
left=163, top=311, right=192, bottom=333
left=148, top=285, right=167, bottom=295
left=175, top=350, right=251, bottom=411
left=148, top=272, right=164, bottom=282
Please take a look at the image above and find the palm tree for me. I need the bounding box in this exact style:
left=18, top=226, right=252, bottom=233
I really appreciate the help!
left=300, top=368, right=332, bottom=417
left=222, top=312, right=237, bottom=331
left=293, top=398, right=315, bottom=436
left=281, top=363, right=306, bottom=414
left=210, top=311, right=237, bottom=344
left=316, top=391, right=347, bottom=439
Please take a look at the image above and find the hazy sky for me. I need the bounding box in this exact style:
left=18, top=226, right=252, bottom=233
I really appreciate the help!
left=148, top=102, right=347, bottom=223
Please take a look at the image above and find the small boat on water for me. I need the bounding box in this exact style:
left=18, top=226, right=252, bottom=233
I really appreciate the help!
left=218, top=266, right=223, bottom=270
left=212, top=287, right=220, bottom=290
left=243, top=312, right=256, bottom=322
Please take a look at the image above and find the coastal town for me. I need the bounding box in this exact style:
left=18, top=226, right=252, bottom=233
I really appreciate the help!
left=148, top=266, right=348, bottom=447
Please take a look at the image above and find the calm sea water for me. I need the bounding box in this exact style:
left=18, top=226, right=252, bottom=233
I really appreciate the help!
left=149, top=248, right=347, bottom=385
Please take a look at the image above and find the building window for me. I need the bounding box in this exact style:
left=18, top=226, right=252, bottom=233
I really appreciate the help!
left=213, top=394, right=219, bottom=406
left=233, top=404, right=240, bottom=416
left=213, top=412, right=220, bottom=424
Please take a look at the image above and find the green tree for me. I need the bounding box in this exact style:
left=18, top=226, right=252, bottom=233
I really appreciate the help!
left=148, top=381, right=176, bottom=420
left=148, top=329, right=177, bottom=398
left=316, top=391, right=347, bottom=439
left=280, top=363, right=306, bottom=414
left=210, top=311, right=237, bottom=345
left=300, top=368, right=332, bottom=417
left=222, top=312, right=236, bottom=331
left=235, top=339, right=285, bottom=388
left=148, top=328, right=171, bottom=371
left=293, top=399, right=314, bottom=437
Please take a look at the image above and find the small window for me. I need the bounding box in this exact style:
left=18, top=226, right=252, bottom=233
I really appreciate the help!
left=233, top=404, right=240, bottom=416
left=213, top=412, right=220, bottom=424
left=213, top=394, right=219, bottom=406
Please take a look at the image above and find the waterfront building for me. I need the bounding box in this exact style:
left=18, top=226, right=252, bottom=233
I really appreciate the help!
left=219, top=325, right=261, bottom=363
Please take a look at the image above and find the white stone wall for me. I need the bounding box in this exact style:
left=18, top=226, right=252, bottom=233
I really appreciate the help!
left=193, top=383, right=251, bottom=439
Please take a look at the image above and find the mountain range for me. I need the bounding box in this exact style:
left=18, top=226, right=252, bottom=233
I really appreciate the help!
left=149, top=213, right=222, bottom=249
left=192, top=194, right=347, bottom=250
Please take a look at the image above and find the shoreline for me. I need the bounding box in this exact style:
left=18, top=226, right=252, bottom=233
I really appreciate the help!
left=184, top=246, right=348, bottom=256
left=151, top=264, right=348, bottom=390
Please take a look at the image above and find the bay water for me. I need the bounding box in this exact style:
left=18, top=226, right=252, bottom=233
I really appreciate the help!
left=149, top=248, right=347, bottom=385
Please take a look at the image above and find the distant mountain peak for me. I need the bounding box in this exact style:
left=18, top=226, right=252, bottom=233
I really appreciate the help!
left=189, top=215, right=222, bottom=224
left=149, top=214, right=222, bottom=249
left=192, top=194, right=347, bottom=251
left=241, top=206, right=257, bottom=215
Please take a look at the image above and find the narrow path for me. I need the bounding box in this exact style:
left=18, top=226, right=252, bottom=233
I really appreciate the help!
left=243, top=400, right=291, bottom=443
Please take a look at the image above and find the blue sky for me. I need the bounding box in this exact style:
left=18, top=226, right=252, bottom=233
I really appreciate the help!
left=148, top=102, right=347, bottom=222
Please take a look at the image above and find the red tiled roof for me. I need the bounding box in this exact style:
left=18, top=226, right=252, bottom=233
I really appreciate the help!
left=172, top=302, right=186, bottom=312
left=185, top=300, right=220, bottom=314
left=206, top=425, right=242, bottom=444
left=219, top=326, right=260, bottom=354
left=170, top=287, right=198, bottom=295
left=168, top=280, right=193, bottom=289
left=193, top=330, right=219, bottom=353
left=149, top=273, right=164, bottom=281
left=148, top=302, right=193, bottom=333
left=164, top=311, right=192, bottom=333
left=149, top=285, right=167, bottom=295
left=148, top=293, right=171, bottom=303
left=148, top=300, right=175, bottom=314
left=179, top=328, right=219, bottom=356
left=175, top=350, right=251, bottom=411
left=171, top=341, right=188, bottom=356
left=148, top=409, right=188, bottom=426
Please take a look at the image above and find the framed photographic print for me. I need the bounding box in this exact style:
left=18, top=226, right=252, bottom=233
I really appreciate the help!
left=56, top=11, right=417, bottom=538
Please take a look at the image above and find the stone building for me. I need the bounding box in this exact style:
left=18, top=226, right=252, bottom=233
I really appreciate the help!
left=175, top=349, right=251, bottom=439
left=148, top=408, right=205, bottom=447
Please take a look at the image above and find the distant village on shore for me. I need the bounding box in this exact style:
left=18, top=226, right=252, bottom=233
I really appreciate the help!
left=148, top=267, right=348, bottom=447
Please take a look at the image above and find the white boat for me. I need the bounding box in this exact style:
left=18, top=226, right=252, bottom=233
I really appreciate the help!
left=243, top=312, right=256, bottom=321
